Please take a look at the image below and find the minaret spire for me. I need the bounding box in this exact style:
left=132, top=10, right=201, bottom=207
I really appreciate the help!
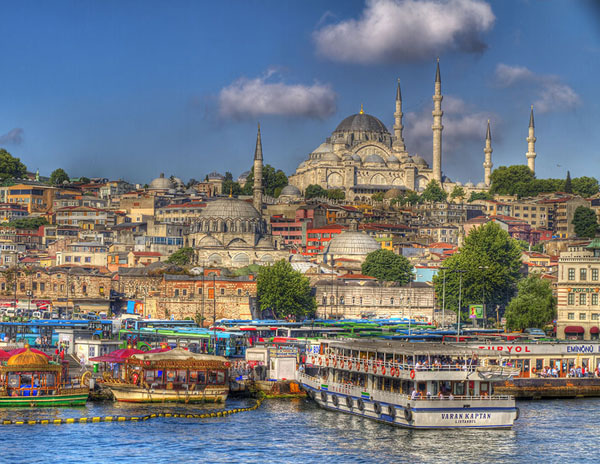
left=483, top=119, right=493, bottom=186
left=393, top=78, right=406, bottom=153
left=253, top=122, right=263, bottom=211
left=432, top=57, right=443, bottom=183
left=526, top=105, right=537, bottom=174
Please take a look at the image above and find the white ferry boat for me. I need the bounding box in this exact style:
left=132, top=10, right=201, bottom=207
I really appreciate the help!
left=299, top=339, right=519, bottom=429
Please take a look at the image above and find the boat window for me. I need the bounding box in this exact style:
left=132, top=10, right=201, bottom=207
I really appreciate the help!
left=189, top=371, right=198, bottom=383
left=145, top=371, right=155, bottom=382
left=8, top=374, right=19, bottom=388
left=197, top=371, right=206, bottom=384
left=176, top=370, right=187, bottom=383
left=217, top=371, right=225, bottom=384
left=208, top=370, right=218, bottom=384
left=46, top=373, right=56, bottom=387
left=166, top=371, right=176, bottom=382
left=454, top=382, right=465, bottom=396
left=21, top=374, right=32, bottom=386
left=480, top=382, right=489, bottom=393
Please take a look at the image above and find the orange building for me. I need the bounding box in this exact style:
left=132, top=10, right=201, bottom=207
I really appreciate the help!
left=7, top=184, right=55, bottom=213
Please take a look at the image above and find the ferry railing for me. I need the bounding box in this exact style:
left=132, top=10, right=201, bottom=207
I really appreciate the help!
left=307, top=354, right=477, bottom=374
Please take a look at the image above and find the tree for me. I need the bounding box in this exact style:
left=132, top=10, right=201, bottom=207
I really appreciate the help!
left=49, top=168, right=70, bottom=186
left=564, top=171, right=572, bottom=193
left=166, top=247, right=195, bottom=266
left=305, top=184, right=327, bottom=199
left=0, top=149, right=27, bottom=181
left=8, top=217, right=49, bottom=229
left=327, top=188, right=345, bottom=201
left=572, top=176, right=599, bottom=197
left=572, top=206, right=598, bottom=238
left=420, top=180, right=448, bottom=203
left=362, top=250, right=413, bottom=284
left=257, top=260, right=316, bottom=318
left=371, top=192, right=385, bottom=203
left=505, top=275, right=556, bottom=331
left=468, top=191, right=493, bottom=202
left=79, top=176, right=90, bottom=184
left=405, top=191, right=421, bottom=205
left=241, top=164, right=288, bottom=197
left=449, top=185, right=466, bottom=202
left=432, top=222, right=522, bottom=321
left=489, top=165, right=535, bottom=195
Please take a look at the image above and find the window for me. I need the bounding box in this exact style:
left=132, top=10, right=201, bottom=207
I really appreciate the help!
left=82, top=285, right=87, bottom=294
left=390, top=297, right=394, bottom=305
left=568, top=268, right=575, bottom=281
left=592, top=313, right=599, bottom=321
left=182, top=289, right=187, bottom=296
left=340, top=296, right=345, bottom=305
left=580, top=313, right=587, bottom=320
left=32, top=282, right=37, bottom=291
left=75, top=256, right=81, bottom=263
left=593, top=269, right=599, bottom=281
left=593, top=293, right=599, bottom=306
left=352, top=297, right=355, bottom=304
left=20, top=283, right=25, bottom=291
left=322, top=296, right=326, bottom=305
left=174, top=289, right=179, bottom=297
left=580, top=293, right=587, bottom=305
left=237, top=289, right=242, bottom=296
left=99, top=286, right=104, bottom=296
left=580, top=269, right=587, bottom=281
left=220, top=288, right=225, bottom=295
left=60, top=284, right=65, bottom=292
left=85, top=257, right=91, bottom=263
left=65, top=256, right=72, bottom=263
left=568, top=312, right=575, bottom=320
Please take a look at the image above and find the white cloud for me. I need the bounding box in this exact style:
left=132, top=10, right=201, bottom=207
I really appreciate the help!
left=218, top=70, right=337, bottom=120
left=405, top=95, right=495, bottom=179
left=494, top=64, right=581, bottom=113
left=313, top=0, right=495, bottom=64
left=0, top=128, right=24, bottom=145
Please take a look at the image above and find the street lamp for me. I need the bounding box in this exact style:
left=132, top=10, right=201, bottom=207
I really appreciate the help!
left=478, top=266, right=489, bottom=328
left=440, top=266, right=448, bottom=330
left=454, top=270, right=466, bottom=339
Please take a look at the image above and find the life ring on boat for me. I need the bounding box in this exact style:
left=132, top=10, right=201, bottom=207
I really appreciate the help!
left=340, top=359, right=345, bottom=368
left=325, top=358, right=330, bottom=367
left=332, top=395, right=339, bottom=407
left=381, top=366, right=386, bottom=376
left=390, top=367, right=396, bottom=376
left=131, top=372, right=140, bottom=385
left=403, top=407, right=412, bottom=422
left=396, top=368, right=400, bottom=378
left=310, top=356, right=314, bottom=364
left=515, top=407, right=520, bottom=421
left=373, top=402, right=382, bottom=415
left=319, top=357, right=323, bottom=366
left=321, top=391, right=328, bottom=403
left=333, top=358, right=337, bottom=367
left=388, top=405, right=397, bottom=419
left=357, top=398, right=365, bottom=411
left=346, top=396, right=353, bottom=409
left=410, top=370, right=416, bottom=379
left=364, top=361, right=368, bottom=372
left=348, top=361, right=353, bottom=370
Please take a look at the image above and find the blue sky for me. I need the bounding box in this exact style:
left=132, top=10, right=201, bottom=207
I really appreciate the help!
left=0, top=0, right=598, bottom=184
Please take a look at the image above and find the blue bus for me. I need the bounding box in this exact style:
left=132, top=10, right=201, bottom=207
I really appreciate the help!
left=0, top=320, right=114, bottom=347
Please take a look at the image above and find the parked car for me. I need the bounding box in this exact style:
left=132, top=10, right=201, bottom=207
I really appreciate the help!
left=525, top=328, right=546, bottom=338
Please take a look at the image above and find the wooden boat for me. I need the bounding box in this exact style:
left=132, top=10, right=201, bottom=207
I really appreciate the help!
left=102, top=348, right=230, bottom=403
left=0, top=346, right=89, bottom=407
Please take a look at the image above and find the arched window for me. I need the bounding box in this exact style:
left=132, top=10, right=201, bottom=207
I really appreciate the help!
left=322, top=296, right=326, bottom=305
left=330, top=296, right=335, bottom=305
left=340, top=296, right=345, bottom=305
left=390, top=297, right=394, bottom=305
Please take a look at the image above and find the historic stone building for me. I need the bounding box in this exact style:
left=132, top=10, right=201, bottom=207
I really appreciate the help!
left=315, top=275, right=435, bottom=320
left=556, top=240, right=600, bottom=340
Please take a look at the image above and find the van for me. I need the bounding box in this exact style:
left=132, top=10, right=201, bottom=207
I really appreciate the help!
left=32, top=311, right=42, bottom=319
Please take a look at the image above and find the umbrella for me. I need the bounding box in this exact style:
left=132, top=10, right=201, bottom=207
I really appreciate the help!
left=89, top=348, right=144, bottom=363
left=9, top=347, right=52, bottom=359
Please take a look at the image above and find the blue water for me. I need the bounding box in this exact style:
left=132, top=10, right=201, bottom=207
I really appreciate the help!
left=0, top=397, right=598, bottom=463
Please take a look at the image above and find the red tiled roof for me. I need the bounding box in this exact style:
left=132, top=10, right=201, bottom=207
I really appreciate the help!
left=132, top=251, right=162, bottom=257
left=428, top=242, right=455, bottom=249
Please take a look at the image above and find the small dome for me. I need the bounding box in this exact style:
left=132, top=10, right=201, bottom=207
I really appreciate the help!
left=207, top=172, right=225, bottom=180
left=280, top=185, right=301, bottom=197
left=465, top=181, right=475, bottom=188
left=199, top=235, right=223, bottom=247
left=172, top=176, right=184, bottom=187
left=200, top=197, right=261, bottom=220
left=455, top=181, right=463, bottom=187
left=7, top=347, right=49, bottom=368
left=351, top=154, right=361, bottom=162
left=298, top=161, right=307, bottom=169
left=320, top=152, right=340, bottom=162
left=387, top=157, right=400, bottom=164
left=476, top=182, right=487, bottom=188
left=237, top=171, right=250, bottom=182
left=257, top=237, right=274, bottom=248
left=327, top=231, right=380, bottom=256
left=384, top=188, right=403, bottom=199
left=411, top=155, right=428, bottom=166
left=397, top=153, right=410, bottom=162
left=149, top=173, right=174, bottom=190
left=312, top=142, right=333, bottom=154
left=334, top=113, right=389, bottom=134
left=342, top=153, right=354, bottom=161
left=364, top=154, right=386, bottom=164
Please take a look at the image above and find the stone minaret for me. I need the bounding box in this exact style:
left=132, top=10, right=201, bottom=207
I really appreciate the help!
left=253, top=123, right=263, bottom=212
left=526, top=105, right=537, bottom=174
left=393, top=79, right=406, bottom=153
left=432, top=58, right=443, bottom=183
left=483, top=120, right=493, bottom=186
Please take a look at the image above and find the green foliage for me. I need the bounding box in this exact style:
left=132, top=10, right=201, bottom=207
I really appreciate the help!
left=327, top=188, right=345, bottom=200
left=166, top=247, right=195, bottom=266
left=515, top=240, right=530, bottom=252
left=450, top=185, right=466, bottom=201
left=468, top=191, right=493, bottom=202
left=233, top=264, right=261, bottom=276
left=371, top=192, right=385, bottom=202
left=564, top=171, right=572, bottom=193
left=0, top=149, right=27, bottom=181
left=79, top=177, right=90, bottom=184
left=305, top=184, right=327, bottom=199
left=7, top=217, right=49, bottom=229
left=489, top=165, right=535, bottom=195
left=49, top=168, right=70, bottom=186
left=420, top=180, right=448, bottom=203
left=257, top=260, right=316, bottom=318
left=572, top=206, right=598, bottom=238
left=362, top=249, right=413, bottom=284
left=572, top=176, right=598, bottom=197
left=433, top=222, right=522, bottom=319
left=505, top=275, right=556, bottom=331
left=405, top=191, right=422, bottom=205
left=242, top=164, right=288, bottom=197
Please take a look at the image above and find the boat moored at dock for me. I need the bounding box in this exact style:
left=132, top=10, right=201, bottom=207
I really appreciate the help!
left=300, top=339, right=519, bottom=429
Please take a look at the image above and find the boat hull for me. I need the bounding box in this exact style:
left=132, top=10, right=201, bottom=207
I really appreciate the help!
left=0, top=390, right=89, bottom=407
left=105, top=383, right=228, bottom=403
left=301, top=382, right=517, bottom=429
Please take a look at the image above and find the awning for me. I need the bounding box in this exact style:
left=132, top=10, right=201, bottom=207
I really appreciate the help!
left=564, top=326, right=585, bottom=334
left=591, top=327, right=599, bottom=334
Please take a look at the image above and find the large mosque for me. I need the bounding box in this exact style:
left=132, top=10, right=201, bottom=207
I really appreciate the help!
left=288, top=60, right=539, bottom=200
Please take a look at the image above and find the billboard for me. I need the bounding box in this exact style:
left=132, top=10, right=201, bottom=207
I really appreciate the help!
left=469, top=304, right=483, bottom=319
left=126, top=300, right=144, bottom=315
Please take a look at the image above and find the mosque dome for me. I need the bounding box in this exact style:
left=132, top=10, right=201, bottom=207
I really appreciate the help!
left=455, top=181, right=463, bottom=187
left=200, top=197, right=261, bottom=220
left=476, top=182, right=487, bottom=189
left=172, top=177, right=184, bottom=187
left=384, top=188, right=403, bottom=199
left=280, top=185, right=302, bottom=197
left=7, top=347, right=49, bottom=368
left=464, top=181, right=475, bottom=188
left=327, top=230, right=380, bottom=256
left=312, top=142, right=333, bottom=154
left=364, top=154, right=386, bottom=165
left=320, top=152, right=340, bottom=162
left=237, top=171, right=250, bottom=183
left=149, top=173, right=174, bottom=190
left=387, top=157, right=400, bottom=164
left=207, top=172, right=225, bottom=180
left=411, top=155, right=428, bottom=166
left=351, top=154, right=361, bottom=162
left=334, top=113, right=389, bottom=134
left=199, top=235, right=223, bottom=247
left=298, top=161, right=307, bottom=169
